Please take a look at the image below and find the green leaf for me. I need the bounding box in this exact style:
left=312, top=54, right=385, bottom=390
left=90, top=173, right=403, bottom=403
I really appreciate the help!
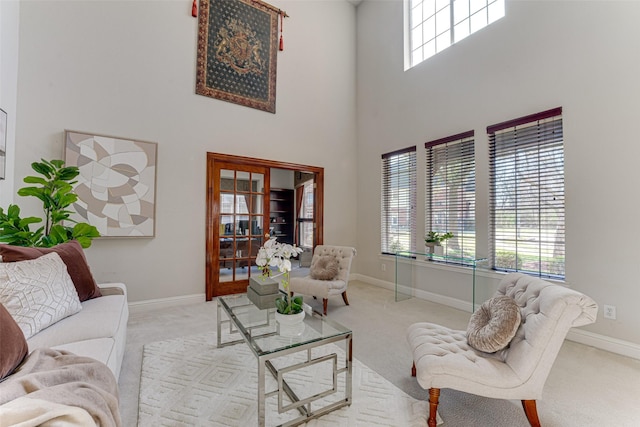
left=50, top=159, right=65, bottom=168
left=18, top=217, right=42, bottom=228
left=31, top=161, right=53, bottom=178
left=58, top=193, right=78, bottom=207
left=50, top=212, right=70, bottom=224
left=22, top=176, right=49, bottom=185
left=7, top=204, right=21, bottom=218
left=57, top=167, right=79, bottom=181
left=48, top=225, right=70, bottom=244
left=17, top=187, right=44, bottom=198
left=72, top=222, right=100, bottom=237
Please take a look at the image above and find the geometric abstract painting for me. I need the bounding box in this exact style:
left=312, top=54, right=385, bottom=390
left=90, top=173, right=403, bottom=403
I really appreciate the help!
left=64, top=130, right=157, bottom=237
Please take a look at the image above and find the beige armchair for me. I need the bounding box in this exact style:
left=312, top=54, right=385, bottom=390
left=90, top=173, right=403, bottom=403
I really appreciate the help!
left=289, top=245, right=356, bottom=315
left=407, top=273, right=598, bottom=427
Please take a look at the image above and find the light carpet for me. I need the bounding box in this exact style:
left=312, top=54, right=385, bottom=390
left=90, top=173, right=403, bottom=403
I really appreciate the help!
left=138, top=331, right=436, bottom=426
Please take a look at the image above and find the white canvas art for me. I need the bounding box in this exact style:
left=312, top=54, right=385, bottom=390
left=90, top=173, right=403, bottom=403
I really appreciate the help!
left=65, top=131, right=157, bottom=237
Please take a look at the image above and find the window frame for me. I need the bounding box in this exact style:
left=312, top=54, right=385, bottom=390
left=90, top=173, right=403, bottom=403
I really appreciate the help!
left=425, top=130, right=476, bottom=265
left=381, top=146, right=417, bottom=256
left=488, top=107, right=565, bottom=279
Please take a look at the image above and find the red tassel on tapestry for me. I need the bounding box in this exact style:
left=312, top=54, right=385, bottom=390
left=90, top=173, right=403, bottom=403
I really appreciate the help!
left=192, top=0, right=197, bottom=18
left=279, top=13, right=284, bottom=51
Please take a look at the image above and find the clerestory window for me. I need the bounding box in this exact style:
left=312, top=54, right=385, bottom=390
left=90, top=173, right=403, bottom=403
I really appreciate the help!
left=408, top=0, right=505, bottom=68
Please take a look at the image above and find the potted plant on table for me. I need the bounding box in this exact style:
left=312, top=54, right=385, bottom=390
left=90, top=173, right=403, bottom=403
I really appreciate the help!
left=255, top=235, right=304, bottom=335
left=0, top=159, right=100, bottom=248
left=425, top=231, right=454, bottom=257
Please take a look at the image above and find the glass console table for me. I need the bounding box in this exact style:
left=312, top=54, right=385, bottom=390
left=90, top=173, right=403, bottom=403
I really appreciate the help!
left=394, top=251, right=488, bottom=311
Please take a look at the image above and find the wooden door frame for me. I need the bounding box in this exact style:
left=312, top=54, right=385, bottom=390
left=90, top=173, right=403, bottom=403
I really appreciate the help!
left=206, top=152, right=324, bottom=301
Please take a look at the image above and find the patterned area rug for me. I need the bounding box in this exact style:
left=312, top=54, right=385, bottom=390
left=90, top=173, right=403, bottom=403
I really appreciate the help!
left=138, top=332, right=434, bottom=426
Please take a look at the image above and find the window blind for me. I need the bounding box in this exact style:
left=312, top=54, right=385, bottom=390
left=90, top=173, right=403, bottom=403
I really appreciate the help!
left=488, top=107, right=565, bottom=279
left=381, top=147, right=417, bottom=255
left=425, top=131, right=475, bottom=263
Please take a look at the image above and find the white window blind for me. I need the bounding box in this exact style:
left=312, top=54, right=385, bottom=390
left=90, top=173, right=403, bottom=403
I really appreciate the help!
left=382, top=147, right=417, bottom=255
left=425, top=131, right=475, bottom=263
left=488, top=107, right=565, bottom=279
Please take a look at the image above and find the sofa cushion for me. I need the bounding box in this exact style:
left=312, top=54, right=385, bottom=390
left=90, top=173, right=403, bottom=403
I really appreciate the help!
left=0, top=240, right=101, bottom=301
left=53, top=337, right=117, bottom=375
left=310, top=256, right=340, bottom=280
left=23, top=283, right=128, bottom=378
left=0, top=253, right=82, bottom=340
left=26, top=291, right=126, bottom=351
left=0, top=303, right=29, bottom=380
left=467, top=296, right=521, bottom=353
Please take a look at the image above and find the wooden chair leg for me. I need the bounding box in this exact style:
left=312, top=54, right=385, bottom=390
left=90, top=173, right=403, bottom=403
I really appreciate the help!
left=522, top=400, right=541, bottom=427
left=322, top=298, right=328, bottom=315
left=428, top=388, right=440, bottom=427
left=411, top=361, right=416, bottom=377
left=341, top=291, right=350, bottom=306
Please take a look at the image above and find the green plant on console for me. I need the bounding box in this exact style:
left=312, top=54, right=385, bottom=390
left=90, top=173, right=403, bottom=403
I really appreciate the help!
left=0, top=159, right=100, bottom=248
left=425, top=231, right=454, bottom=245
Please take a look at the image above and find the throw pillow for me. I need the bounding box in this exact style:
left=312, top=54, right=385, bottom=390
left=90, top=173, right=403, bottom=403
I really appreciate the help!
left=310, top=256, right=340, bottom=280
left=0, top=252, right=82, bottom=340
left=467, top=296, right=521, bottom=353
left=0, top=240, right=101, bottom=301
left=0, top=303, right=29, bottom=380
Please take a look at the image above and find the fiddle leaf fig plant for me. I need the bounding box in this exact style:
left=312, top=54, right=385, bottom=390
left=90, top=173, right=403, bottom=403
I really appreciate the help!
left=0, top=159, right=100, bottom=248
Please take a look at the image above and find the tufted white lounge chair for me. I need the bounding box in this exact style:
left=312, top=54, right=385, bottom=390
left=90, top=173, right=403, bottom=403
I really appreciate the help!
left=289, top=245, right=356, bottom=315
left=407, top=273, right=598, bottom=427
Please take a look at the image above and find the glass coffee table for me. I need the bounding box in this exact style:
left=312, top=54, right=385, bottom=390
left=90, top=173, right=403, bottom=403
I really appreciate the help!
left=217, top=293, right=353, bottom=427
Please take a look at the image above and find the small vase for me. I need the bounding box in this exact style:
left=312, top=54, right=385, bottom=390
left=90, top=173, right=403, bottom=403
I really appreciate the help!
left=275, top=311, right=306, bottom=337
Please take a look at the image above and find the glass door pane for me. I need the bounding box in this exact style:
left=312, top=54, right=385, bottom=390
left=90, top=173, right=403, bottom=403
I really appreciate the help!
left=216, top=167, right=269, bottom=290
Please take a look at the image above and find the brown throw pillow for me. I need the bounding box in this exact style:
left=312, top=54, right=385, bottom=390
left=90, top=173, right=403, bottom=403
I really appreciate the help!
left=0, top=240, right=101, bottom=301
left=310, top=256, right=340, bottom=280
left=467, top=296, right=521, bottom=353
left=0, top=303, right=28, bottom=380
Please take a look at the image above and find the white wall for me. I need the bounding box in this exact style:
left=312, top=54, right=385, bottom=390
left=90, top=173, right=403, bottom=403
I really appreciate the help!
left=0, top=0, right=20, bottom=207
left=356, top=0, right=640, bottom=345
left=13, top=0, right=358, bottom=302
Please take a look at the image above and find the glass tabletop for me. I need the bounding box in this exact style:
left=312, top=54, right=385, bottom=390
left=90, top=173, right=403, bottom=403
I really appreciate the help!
left=218, top=293, right=352, bottom=357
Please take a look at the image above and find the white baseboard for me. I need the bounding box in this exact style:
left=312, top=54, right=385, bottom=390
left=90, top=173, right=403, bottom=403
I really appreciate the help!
left=129, top=293, right=206, bottom=314
left=355, top=273, right=640, bottom=361
left=566, top=328, right=640, bottom=360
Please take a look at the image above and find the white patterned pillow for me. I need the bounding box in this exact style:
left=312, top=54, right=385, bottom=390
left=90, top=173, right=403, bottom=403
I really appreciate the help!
left=0, top=252, right=82, bottom=339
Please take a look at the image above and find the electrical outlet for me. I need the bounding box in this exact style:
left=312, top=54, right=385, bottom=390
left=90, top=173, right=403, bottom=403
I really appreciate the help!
left=603, top=305, right=616, bottom=320
left=381, top=264, right=386, bottom=272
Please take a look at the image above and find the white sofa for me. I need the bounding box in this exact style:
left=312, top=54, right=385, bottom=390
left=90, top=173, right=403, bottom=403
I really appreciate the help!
left=24, top=282, right=129, bottom=379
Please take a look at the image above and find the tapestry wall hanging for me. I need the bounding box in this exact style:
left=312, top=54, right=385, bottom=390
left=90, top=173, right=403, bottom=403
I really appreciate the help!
left=196, top=0, right=283, bottom=113
left=64, top=130, right=158, bottom=238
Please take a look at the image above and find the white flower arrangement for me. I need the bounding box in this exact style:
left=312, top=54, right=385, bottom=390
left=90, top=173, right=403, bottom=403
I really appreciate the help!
left=255, top=235, right=304, bottom=314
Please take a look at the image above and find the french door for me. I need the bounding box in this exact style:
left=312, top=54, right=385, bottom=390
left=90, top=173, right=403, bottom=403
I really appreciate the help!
left=206, top=153, right=324, bottom=300
left=208, top=161, right=269, bottom=297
